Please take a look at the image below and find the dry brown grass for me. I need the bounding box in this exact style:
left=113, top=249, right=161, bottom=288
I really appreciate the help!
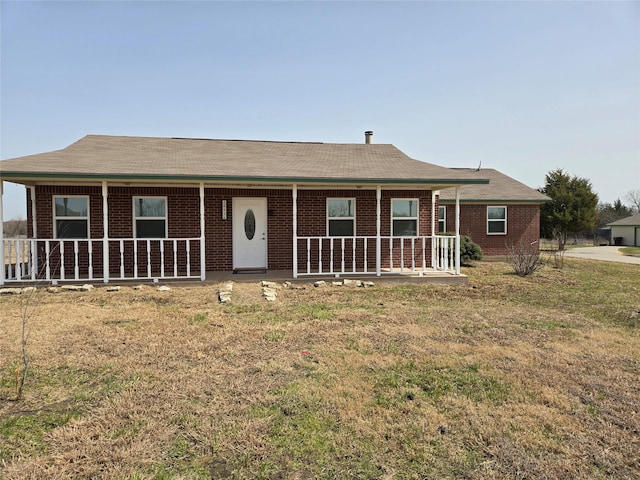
left=1, top=259, right=639, bottom=479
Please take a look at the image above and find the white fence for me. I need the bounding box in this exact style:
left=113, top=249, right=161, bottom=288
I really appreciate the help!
left=2, top=238, right=201, bottom=284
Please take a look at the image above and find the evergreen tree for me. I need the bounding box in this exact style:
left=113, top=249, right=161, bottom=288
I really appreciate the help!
left=540, top=169, right=598, bottom=250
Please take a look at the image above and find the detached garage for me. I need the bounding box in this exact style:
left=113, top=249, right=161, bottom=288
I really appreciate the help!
left=608, top=213, right=640, bottom=246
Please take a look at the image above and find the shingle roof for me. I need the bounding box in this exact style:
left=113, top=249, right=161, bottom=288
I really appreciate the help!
left=0, top=134, right=489, bottom=187
left=608, top=213, right=640, bottom=226
left=438, top=168, right=549, bottom=203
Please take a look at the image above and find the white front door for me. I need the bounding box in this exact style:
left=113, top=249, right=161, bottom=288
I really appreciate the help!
left=232, top=197, right=268, bottom=270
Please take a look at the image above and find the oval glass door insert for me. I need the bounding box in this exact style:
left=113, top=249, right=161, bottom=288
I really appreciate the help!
left=244, top=209, right=256, bottom=240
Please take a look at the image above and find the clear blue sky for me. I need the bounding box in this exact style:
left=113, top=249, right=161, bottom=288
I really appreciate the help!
left=2, top=0, right=639, bottom=220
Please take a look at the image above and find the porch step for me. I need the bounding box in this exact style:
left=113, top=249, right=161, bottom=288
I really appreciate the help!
left=233, top=268, right=267, bottom=275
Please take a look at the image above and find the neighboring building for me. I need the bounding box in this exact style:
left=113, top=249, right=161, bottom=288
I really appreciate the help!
left=608, top=213, right=640, bottom=246
left=1, top=133, right=492, bottom=285
left=438, top=168, right=550, bottom=256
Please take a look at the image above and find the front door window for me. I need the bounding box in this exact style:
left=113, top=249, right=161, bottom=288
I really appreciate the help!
left=244, top=209, right=256, bottom=240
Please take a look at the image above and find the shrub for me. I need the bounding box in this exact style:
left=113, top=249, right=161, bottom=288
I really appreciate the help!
left=442, top=233, right=483, bottom=264
left=460, top=235, right=484, bottom=263
left=507, top=240, right=544, bottom=276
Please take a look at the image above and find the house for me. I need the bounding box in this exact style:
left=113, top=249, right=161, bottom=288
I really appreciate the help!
left=0, top=133, right=492, bottom=285
left=608, top=213, right=640, bottom=246
left=438, top=168, right=550, bottom=256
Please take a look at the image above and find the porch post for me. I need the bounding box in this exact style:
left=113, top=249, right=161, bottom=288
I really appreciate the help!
left=376, top=185, right=381, bottom=276
left=29, top=186, right=38, bottom=238
left=30, top=186, right=38, bottom=279
left=102, top=181, right=109, bottom=283
left=455, top=187, right=461, bottom=275
left=199, top=182, right=206, bottom=281
left=0, top=181, right=4, bottom=286
left=431, top=189, right=436, bottom=270
left=292, top=184, right=298, bottom=278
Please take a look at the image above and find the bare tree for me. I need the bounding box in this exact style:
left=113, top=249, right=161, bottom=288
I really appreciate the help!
left=15, top=288, right=36, bottom=400
left=4, top=217, right=28, bottom=237
left=624, top=189, right=640, bottom=213
left=10, top=244, right=61, bottom=401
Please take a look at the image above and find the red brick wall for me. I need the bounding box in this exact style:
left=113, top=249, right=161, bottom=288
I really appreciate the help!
left=440, top=202, right=541, bottom=256
left=296, top=189, right=435, bottom=270
left=33, top=185, right=104, bottom=238
left=26, top=188, right=33, bottom=237
left=297, top=189, right=434, bottom=236
left=205, top=188, right=293, bottom=271
left=108, top=186, right=201, bottom=238
left=107, top=187, right=202, bottom=275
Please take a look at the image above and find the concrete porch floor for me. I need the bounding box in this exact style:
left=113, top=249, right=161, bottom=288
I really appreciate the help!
left=0, top=270, right=466, bottom=287
left=205, top=269, right=467, bottom=285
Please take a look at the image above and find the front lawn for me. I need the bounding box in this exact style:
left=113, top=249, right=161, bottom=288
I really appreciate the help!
left=1, top=259, right=639, bottom=479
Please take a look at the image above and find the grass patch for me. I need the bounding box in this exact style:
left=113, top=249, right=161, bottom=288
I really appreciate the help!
left=287, top=302, right=335, bottom=320
left=373, top=361, right=511, bottom=406
left=252, top=384, right=381, bottom=477
left=188, top=312, right=209, bottom=324
left=0, top=411, right=79, bottom=460
left=467, top=259, right=640, bottom=327
left=620, top=246, right=640, bottom=257
left=263, top=329, right=286, bottom=342
left=0, top=364, right=130, bottom=462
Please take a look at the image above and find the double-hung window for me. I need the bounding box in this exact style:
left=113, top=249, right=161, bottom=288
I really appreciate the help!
left=54, top=196, right=89, bottom=238
left=392, top=199, right=418, bottom=236
left=327, top=199, right=355, bottom=236
left=134, top=197, right=167, bottom=238
left=438, top=206, right=446, bottom=233
left=487, top=206, right=507, bottom=234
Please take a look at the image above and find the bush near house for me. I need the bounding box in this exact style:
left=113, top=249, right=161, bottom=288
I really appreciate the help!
left=460, top=235, right=484, bottom=263
left=442, top=233, right=484, bottom=264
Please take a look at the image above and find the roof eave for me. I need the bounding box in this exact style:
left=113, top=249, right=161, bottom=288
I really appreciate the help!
left=438, top=198, right=551, bottom=204
left=0, top=171, right=491, bottom=187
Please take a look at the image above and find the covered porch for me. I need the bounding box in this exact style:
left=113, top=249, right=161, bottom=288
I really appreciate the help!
left=1, top=181, right=464, bottom=286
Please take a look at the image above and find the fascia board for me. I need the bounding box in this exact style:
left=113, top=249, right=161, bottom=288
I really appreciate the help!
left=0, top=172, right=491, bottom=187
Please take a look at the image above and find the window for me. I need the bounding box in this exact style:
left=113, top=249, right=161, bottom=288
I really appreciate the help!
left=392, top=199, right=418, bottom=236
left=327, top=199, right=355, bottom=236
left=54, top=196, right=89, bottom=238
left=438, top=206, right=446, bottom=233
left=134, top=197, right=167, bottom=238
left=487, top=206, right=507, bottom=234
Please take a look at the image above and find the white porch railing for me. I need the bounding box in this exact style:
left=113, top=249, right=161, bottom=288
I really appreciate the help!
left=296, top=235, right=457, bottom=277
left=3, top=234, right=458, bottom=284
left=2, top=237, right=201, bottom=284
left=3, top=237, right=36, bottom=282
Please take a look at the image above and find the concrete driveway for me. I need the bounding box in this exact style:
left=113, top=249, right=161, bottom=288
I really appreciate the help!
left=562, top=246, right=640, bottom=265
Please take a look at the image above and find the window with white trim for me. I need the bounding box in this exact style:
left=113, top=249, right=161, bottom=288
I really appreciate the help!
left=392, top=199, right=418, bottom=236
left=327, top=198, right=355, bottom=236
left=487, top=206, right=507, bottom=234
left=54, top=196, right=89, bottom=238
left=134, top=197, right=167, bottom=238
left=438, top=206, right=446, bottom=233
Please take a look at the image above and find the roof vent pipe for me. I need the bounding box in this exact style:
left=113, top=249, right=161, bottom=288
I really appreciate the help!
left=365, top=131, right=373, bottom=144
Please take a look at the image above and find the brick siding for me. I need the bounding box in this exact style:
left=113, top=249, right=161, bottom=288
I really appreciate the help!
left=440, top=203, right=541, bottom=256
